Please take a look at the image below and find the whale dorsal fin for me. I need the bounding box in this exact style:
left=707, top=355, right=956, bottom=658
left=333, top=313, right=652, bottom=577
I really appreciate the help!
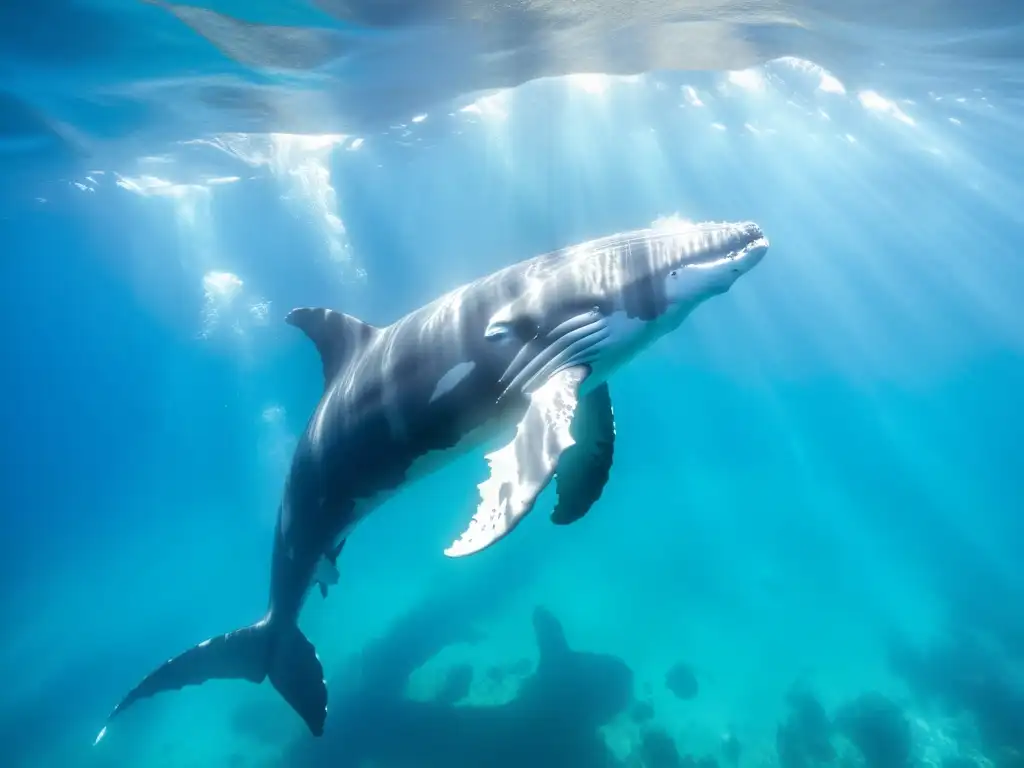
left=286, top=307, right=379, bottom=386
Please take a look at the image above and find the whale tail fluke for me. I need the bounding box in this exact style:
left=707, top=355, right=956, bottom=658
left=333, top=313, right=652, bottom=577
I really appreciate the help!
left=94, top=616, right=327, bottom=745
left=266, top=621, right=328, bottom=736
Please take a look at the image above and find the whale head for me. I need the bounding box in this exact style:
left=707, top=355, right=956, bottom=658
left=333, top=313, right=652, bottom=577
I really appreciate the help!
left=625, top=218, right=768, bottom=308
left=487, top=220, right=768, bottom=395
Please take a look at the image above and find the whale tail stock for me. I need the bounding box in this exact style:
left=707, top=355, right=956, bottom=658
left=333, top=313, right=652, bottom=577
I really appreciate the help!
left=94, top=614, right=327, bottom=744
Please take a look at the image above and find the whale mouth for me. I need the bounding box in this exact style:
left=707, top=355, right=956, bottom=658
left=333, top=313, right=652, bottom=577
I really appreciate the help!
left=689, top=224, right=769, bottom=271
left=733, top=233, right=769, bottom=266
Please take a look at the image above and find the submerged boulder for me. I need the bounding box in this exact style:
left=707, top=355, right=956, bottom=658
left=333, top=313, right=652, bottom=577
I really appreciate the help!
left=721, top=732, right=742, bottom=766
left=640, top=729, right=682, bottom=768
left=666, top=662, right=699, bottom=701
left=631, top=700, right=655, bottom=723
left=435, top=663, right=473, bottom=705
left=834, top=692, right=911, bottom=768
left=777, top=686, right=835, bottom=768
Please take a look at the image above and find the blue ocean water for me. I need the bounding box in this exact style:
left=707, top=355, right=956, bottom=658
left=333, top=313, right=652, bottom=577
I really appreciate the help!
left=2, top=2, right=1024, bottom=767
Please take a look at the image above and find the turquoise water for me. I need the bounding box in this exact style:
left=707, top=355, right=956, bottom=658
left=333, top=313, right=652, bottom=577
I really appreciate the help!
left=2, top=3, right=1024, bottom=768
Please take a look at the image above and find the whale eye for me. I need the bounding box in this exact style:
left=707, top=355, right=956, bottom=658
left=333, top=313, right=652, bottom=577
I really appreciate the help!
left=669, top=269, right=679, bottom=278
left=485, top=315, right=538, bottom=343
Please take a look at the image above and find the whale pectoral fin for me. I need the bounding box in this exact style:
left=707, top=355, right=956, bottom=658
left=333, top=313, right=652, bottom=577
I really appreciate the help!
left=445, top=365, right=590, bottom=558
left=551, top=382, right=615, bottom=525
left=286, top=307, right=380, bottom=386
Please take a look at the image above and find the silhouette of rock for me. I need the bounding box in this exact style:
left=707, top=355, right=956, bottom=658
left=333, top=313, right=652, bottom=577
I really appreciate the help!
left=666, top=662, right=699, bottom=700
left=638, top=728, right=682, bottom=768
left=435, top=663, right=473, bottom=705
left=834, top=693, right=911, bottom=768
left=281, top=605, right=634, bottom=768
left=776, top=685, right=835, bottom=768
left=487, top=657, right=533, bottom=684
left=721, top=732, right=742, bottom=765
left=887, top=632, right=1024, bottom=757
left=486, top=665, right=502, bottom=682
left=354, top=592, right=486, bottom=699
left=630, top=700, right=655, bottom=723
left=626, top=730, right=724, bottom=768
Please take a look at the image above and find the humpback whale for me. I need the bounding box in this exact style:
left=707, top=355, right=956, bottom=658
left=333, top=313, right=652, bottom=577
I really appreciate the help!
left=95, top=219, right=768, bottom=742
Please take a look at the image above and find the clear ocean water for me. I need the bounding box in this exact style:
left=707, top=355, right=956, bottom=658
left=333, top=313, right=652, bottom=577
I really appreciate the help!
left=2, top=2, right=1023, bottom=767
